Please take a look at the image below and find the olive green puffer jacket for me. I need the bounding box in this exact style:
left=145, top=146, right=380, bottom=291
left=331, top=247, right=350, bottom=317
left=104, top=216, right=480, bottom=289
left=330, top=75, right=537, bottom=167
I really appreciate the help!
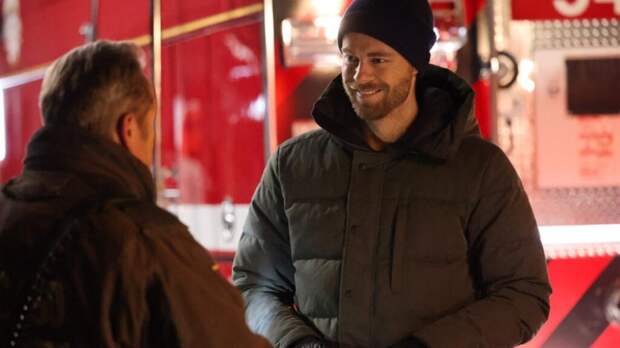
left=233, top=65, right=551, bottom=348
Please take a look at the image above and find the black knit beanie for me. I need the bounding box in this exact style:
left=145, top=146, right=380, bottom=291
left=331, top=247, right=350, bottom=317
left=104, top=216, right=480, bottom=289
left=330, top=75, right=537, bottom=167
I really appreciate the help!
left=337, top=0, right=437, bottom=72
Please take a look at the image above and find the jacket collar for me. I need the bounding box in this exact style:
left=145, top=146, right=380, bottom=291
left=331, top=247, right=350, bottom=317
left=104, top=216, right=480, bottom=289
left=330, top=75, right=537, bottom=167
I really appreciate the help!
left=311, top=64, right=480, bottom=160
left=21, top=125, right=155, bottom=202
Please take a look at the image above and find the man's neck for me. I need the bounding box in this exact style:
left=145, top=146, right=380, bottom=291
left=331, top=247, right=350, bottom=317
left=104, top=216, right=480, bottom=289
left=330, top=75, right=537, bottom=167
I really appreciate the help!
left=364, top=96, right=419, bottom=151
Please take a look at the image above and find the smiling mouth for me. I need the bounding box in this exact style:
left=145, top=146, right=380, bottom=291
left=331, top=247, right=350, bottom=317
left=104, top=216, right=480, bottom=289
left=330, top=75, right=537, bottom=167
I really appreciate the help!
left=354, top=89, right=382, bottom=99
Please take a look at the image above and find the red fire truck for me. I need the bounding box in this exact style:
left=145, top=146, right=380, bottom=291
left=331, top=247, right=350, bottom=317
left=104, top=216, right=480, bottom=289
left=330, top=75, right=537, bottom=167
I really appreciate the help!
left=0, top=0, right=618, bottom=346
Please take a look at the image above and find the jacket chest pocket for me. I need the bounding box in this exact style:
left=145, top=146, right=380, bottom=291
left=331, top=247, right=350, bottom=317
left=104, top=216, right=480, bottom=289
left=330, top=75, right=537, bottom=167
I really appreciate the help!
left=395, top=200, right=475, bottom=318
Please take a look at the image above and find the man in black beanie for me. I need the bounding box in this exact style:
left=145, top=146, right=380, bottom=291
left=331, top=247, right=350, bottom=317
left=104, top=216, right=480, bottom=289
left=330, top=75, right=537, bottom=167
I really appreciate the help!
left=234, top=0, right=551, bottom=347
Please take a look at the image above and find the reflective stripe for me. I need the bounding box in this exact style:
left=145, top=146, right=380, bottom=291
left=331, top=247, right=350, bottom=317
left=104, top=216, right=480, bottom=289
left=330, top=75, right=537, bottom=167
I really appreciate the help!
left=539, top=224, right=620, bottom=258
left=167, top=206, right=620, bottom=258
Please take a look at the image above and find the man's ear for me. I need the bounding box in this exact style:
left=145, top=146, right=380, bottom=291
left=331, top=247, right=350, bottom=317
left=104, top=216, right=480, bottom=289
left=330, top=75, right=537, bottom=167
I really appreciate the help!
left=116, top=112, right=138, bottom=149
left=114, top=110, right=154, bottom=167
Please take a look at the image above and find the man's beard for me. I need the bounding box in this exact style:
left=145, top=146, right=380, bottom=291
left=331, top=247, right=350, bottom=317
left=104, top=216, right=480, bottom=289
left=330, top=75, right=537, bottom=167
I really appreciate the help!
left=343, top=74, right=413, bottom=121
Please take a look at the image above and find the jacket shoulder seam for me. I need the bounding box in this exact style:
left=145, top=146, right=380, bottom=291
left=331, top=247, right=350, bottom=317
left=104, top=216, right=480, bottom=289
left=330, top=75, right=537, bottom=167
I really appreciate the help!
left=278, top=129, right=329, bottom=152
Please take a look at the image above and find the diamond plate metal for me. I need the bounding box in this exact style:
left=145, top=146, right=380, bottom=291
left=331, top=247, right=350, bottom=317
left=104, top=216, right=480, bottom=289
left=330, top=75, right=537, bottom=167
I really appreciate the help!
left=496, top=9, right=620, bottom=231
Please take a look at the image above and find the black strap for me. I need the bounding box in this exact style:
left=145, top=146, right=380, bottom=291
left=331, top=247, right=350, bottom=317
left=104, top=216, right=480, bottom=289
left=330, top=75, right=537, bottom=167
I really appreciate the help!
left=5, top=198, right=115, bottom=347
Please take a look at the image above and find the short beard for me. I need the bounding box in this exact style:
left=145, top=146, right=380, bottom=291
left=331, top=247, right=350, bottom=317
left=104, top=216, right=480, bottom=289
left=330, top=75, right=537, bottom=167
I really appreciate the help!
left=343, top=73, right=413, bottom=121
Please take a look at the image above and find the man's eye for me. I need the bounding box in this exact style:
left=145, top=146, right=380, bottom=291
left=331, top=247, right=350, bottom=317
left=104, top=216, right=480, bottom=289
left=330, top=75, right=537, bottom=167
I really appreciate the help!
left=343, top=55, right=358, bottom=65
left=371, top=57, right=387, bottom=64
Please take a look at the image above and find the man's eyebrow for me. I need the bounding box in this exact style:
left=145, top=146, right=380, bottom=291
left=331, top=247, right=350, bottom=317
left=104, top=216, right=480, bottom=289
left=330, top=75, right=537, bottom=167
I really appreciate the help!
left=367, top=51, right=393, bottom=57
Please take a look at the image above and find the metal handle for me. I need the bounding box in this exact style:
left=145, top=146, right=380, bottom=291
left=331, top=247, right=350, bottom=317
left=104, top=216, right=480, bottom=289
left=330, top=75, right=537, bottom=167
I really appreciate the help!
left=221, top=197, right=236, bottom=242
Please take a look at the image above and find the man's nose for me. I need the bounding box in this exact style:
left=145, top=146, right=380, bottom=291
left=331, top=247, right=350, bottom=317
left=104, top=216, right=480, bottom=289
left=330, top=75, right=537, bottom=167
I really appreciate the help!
left=353, top=60, right=373, bottom=84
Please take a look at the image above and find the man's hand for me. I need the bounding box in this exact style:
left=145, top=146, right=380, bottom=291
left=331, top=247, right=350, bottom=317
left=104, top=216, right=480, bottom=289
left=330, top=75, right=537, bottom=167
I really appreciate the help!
left=291, top=336, right=330, bottom=348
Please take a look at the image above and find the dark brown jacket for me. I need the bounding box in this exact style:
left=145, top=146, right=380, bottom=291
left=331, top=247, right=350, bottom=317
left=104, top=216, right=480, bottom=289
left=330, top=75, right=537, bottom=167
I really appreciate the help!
left=233, top=66, right=551, bottom=348
left=0, top=125, right=270, bottom=348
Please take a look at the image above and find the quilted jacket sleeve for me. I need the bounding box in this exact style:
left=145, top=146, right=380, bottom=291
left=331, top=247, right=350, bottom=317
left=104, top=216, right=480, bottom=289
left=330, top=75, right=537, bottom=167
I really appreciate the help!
left=233, top=149, right=323, bottom=348
left=412, top=148, right=552, bottom=348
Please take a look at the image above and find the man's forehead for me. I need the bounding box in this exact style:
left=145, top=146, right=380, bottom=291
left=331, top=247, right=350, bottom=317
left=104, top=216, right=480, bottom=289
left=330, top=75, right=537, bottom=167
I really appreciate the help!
left=341, top=32, right=397, bottom=54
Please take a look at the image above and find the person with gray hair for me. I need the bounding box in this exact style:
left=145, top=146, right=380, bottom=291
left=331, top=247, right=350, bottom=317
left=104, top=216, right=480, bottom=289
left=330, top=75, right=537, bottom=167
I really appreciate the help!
left=0, top=41, right=271, bottom=348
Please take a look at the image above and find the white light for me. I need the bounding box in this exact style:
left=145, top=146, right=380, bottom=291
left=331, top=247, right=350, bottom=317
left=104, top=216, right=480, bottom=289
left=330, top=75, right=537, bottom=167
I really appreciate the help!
left=281, top=19, right=293, bottom=47
left=247, top=94, right=266, bottom=121
left=311, top=0, right=344, bottom=17
left=431, top=41, right=461, bottom=53
left=314, top=16, right=341, bottom=42
left=539, top=224, right=620, bottom=245
left=490, top=57, right=500, bottom=74
left=429, top=28, right=440, bottom=52
left=0, top=91, right=5, bottom=162
left=519, top=79, right=536, bottom=92
left=517, top=59, right=536, bottom=92
left=519, top=59, right=535, bottom=74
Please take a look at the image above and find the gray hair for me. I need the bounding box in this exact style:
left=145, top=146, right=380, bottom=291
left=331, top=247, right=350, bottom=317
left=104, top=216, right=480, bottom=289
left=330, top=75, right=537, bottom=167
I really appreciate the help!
left=39, top=40, right=155, bottom=139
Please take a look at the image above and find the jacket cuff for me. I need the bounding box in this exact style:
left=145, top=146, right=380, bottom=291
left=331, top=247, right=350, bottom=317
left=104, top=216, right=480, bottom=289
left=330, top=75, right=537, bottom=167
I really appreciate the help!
left=289, top=336, right=326, bottom=348
left=280, top=327, right=323, bottom=348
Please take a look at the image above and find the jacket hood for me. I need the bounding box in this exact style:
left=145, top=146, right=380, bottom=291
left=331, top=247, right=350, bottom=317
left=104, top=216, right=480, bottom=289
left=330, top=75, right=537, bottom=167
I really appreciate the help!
left=16, top=125, right=155, bottom=202
left=312, top=64, right=480, bottom=160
